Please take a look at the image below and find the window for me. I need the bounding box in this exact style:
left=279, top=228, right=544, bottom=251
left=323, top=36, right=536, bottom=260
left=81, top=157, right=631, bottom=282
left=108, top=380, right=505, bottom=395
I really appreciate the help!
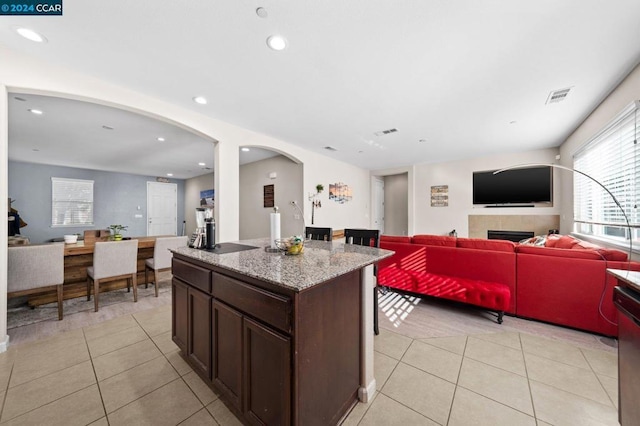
left=573, top=101, right=639, bottom=247
left=51, top=177, right=94, bottom=226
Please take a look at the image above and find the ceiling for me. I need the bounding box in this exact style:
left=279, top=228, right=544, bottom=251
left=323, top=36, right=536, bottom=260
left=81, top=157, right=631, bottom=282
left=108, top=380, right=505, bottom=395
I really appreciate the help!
left=8, top=93, right=279, bottom=179
left=2, top=1, right=640, bottom=172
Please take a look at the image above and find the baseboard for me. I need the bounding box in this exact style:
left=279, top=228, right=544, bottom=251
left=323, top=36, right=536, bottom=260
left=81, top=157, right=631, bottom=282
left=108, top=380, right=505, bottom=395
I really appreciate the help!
left=358, top=378, right=376, bottom=403
left=0, top=334, right=10, bottom=353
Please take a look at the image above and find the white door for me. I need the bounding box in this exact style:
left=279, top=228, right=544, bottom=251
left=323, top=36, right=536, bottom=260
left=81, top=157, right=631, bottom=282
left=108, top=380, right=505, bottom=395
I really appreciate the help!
left=147, top=182, right=177, bottom=236
left=372, top=177, right=385, bottom=233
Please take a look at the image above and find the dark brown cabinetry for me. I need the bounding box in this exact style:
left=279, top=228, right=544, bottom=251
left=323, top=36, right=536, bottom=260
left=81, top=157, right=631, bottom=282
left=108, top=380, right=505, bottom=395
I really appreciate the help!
left=212, top=300, right=243, bottom=409
left=187, top=285, right=212, bottom=378
left=172, top=277, right=212, bottom=379
left=172, top=253, right=362, bottom=425
left=172, top=278, right=188, bottom=353
left=243, top=316, right=291, bottom=426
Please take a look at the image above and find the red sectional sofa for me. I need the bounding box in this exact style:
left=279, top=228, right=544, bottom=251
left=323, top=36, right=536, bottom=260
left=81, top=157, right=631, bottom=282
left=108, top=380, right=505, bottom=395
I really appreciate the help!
left=378, top=235, right=516, bottom=324
left=379, top=233, right=640, bottom=337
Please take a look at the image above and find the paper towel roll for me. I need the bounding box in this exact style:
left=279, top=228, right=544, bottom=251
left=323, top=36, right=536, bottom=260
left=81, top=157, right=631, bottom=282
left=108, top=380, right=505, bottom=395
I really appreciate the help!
left=270, top=212, right=281, bottom=249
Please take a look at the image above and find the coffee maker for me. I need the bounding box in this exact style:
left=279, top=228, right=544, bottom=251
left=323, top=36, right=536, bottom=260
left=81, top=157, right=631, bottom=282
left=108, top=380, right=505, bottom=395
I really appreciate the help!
left=189, top=207, right=213, bottom=248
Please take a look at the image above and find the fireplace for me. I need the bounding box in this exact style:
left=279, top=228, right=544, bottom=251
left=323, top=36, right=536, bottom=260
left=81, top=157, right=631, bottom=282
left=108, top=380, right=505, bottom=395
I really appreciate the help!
left=487, top=230, right=534, bottom=243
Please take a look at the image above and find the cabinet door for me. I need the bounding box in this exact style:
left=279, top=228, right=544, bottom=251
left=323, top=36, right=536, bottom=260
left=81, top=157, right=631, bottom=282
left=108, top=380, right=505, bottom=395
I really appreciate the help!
left=212, top=300, right=243, bottom=410
left=188, top=286, right=212, bottom=379
left=243, top=317, right=291, bottom=426
left=172, top=278, right=188, bottom=353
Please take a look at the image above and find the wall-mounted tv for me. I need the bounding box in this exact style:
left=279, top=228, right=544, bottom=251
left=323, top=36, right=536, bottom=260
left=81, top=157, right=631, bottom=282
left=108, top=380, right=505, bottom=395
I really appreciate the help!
left=472, top=166, right=552, bottom=205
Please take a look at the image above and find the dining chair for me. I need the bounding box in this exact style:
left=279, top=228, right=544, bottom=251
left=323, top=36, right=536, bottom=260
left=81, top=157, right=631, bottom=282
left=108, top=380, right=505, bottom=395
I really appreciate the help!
left=344, top=228, right=381, bottom=335
left=8, top=243, right=65, bottom=320
left=87, top=240, right=138, bottom=312
left=145, top=235, right=188, bottom=297
left=304, top=226, right=333, bottom=241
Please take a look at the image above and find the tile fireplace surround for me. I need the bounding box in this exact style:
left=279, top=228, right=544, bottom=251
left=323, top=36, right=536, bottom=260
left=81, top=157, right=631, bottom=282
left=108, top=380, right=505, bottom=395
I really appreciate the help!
left=469, top=215, right=560, bottom=240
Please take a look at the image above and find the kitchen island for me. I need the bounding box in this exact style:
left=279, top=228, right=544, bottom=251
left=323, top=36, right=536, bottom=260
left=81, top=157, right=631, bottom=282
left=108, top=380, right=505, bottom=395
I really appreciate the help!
left=171, top=238, right=393, bottom=426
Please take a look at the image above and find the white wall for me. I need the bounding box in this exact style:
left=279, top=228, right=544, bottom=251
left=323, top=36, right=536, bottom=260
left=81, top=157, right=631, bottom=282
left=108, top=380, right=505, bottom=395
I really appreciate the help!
left=303, top=158, right=371, bottom=232
left=239, top=156, right=303, bottom=239
left=184, top=173, right=214, bottom=236
left=559, top=62, right=640, bottom=236
left=411, top=148, right=561, bottom=237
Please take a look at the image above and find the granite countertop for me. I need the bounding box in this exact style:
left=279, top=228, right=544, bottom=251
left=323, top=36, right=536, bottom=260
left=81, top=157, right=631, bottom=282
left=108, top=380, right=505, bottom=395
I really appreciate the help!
left=172, top=238, right=394, bottom=292
left=608, top=268, right=640, bottom=293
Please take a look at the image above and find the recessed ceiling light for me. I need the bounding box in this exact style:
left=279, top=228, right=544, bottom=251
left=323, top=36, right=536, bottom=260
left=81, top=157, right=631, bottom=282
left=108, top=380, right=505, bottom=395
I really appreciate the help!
left=166, top=173, right=173, bottom=177
left=28, top=109, right=43, bottom=115
left=241, top=147, right=250, bottom=152
left=266, top=35, right=287, bottom=51
left=198, top=162, right=206, bottom=166
left=32, top=148, right=40, bottom=152
left=418, top=139, right=427, bottom=143
left=256, top=7, right=268, bottom=18
left=16, top=28, right=47, bottom=43
left=193, top=96, right=207, bottom=105
left=509, top=120, right=517, bottom=125
left=157, top=137, right=165, bottom=142
left=102, top=125, right=114, bottom=130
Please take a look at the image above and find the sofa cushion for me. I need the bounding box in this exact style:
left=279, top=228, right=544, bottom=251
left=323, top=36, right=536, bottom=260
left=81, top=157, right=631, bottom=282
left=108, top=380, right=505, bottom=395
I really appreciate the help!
left=414, top=272, right=511, bottom=311
left=411, top=235, right=456, bottom=246
left=516, top=245, right=607, bottom=260
left=519, top=235, right=547, bottom=246
left=380, top=235, right=412, bottom=244
left=541, top=234, right=628, bottom=260
left=596, top=248, right=628, bottom=261
left=456, top=238, right=516, bottom=252
left=546, top=235, right=579, bottom=249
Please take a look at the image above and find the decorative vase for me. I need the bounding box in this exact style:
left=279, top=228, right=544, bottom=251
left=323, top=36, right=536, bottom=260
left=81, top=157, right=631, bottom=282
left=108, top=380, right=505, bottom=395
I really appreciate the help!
left=114, top=234, right=123, bottom=241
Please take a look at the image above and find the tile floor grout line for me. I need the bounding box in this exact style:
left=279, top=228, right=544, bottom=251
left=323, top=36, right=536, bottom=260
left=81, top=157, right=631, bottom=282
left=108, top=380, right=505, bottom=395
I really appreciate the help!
left=520, top=332, right=540, bottom=424
left=378, top=387, right=443, bottom=425
left=454, top=383, right=538, bottom=422
left=0, top=361, right=15, bottom=423
left=578, top=346, right=619, bottom=408
left=350, top=347, right=405, bottom=423
left=103, top=376, right=187, bottom=418
left=82, top=327, right=110, bottom=425
left=95, top=349, right=165, bottom=383
left=444, top=335, right=469, bottom=426
left=526, top=377, right=616, bottom=409
left=177, top=407, right=219, bottom=426
left=0, top=383, right=102, bottom=425
left=126, top=313, right=211, bottom=418
left=5, top=343, right=91, bottom=390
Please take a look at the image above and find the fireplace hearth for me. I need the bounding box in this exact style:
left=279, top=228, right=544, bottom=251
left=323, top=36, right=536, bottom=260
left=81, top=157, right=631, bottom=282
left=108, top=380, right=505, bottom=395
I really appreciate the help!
left=487, top=230, right=534, bottom=243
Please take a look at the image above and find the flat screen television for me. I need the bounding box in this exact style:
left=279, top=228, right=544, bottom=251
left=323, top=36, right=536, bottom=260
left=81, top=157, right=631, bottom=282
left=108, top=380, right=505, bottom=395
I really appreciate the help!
left=472, top=166, right=552, bottom=205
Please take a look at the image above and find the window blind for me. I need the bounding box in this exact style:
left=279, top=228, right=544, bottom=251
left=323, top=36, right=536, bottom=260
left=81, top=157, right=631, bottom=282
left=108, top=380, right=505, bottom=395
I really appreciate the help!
left=573, top=101, right=639, bottom=242
left=51, top=177, right=94, bottom=226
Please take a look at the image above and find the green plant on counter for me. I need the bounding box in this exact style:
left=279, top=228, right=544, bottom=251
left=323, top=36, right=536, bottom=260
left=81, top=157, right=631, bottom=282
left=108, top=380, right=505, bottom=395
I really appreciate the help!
left=109, top=224, right=128, bottom=240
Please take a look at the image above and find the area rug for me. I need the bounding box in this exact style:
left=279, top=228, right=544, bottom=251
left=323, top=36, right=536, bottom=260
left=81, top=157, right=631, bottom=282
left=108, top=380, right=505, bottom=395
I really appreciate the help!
left=7, top=272, right=173, bottom=330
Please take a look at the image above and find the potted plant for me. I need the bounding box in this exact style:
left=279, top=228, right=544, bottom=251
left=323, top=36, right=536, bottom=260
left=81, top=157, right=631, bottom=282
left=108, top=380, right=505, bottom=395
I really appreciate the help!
left=109, top=224, right=128, bottom=241
left=316, top=184, right=324, bottom=193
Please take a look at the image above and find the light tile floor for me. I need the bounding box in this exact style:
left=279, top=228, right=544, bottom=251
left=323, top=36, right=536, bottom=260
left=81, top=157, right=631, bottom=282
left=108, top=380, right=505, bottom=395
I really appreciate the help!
left=1, top=288, right=620, bottom=425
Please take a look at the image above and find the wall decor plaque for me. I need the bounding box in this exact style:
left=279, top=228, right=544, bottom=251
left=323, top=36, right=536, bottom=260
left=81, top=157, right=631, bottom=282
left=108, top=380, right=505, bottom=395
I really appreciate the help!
left=264, top=184, right=275, bottom=208
left=431, top=185, right=449, bottom=207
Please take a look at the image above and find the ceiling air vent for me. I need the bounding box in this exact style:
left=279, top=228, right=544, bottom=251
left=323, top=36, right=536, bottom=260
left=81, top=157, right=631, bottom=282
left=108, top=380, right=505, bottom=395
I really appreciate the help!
left=546, top=87, right=572, bottom=105
left=374, top=128, right=398, bottom=136
left=324, top=146, right=338, bottom=152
